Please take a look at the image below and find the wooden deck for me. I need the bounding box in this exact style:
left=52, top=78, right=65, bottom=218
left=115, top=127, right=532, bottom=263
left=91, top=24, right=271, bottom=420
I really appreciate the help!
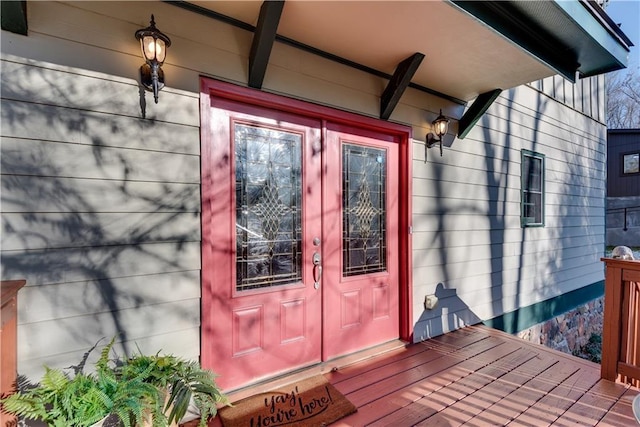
left=187, top=325, right=639, bottom=426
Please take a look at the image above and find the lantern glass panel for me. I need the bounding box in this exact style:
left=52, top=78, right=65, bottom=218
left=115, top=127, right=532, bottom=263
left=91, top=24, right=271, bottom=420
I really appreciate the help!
left=155, top=39, right=166, bottom=63
left=435, top=119, right=448, bottom=136
left=141, top=35, right=156, bottom=61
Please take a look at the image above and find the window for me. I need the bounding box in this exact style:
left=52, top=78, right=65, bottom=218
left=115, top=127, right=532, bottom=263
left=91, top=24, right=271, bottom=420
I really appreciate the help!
left=623, top=152, right=639, bottom=175
left=521, top=150, right=545, bottom=227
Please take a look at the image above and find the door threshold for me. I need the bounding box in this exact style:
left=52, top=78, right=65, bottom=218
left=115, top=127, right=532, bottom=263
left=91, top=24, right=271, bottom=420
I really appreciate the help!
left=221, top=339, right=407, bottom=402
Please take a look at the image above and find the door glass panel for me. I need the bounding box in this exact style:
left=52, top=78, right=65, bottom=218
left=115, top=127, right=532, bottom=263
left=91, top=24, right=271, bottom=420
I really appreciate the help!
left=235, top=124, right=302, bottom=291
left=342, top=143, right=387, bottom=276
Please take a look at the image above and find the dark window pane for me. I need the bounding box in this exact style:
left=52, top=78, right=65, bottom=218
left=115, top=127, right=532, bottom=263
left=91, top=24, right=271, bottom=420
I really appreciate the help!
left=524, top=156, right=542, bottom=192
left=523, top=193, right=542, bottom=224
left=522, top=151, right=544, bottom=226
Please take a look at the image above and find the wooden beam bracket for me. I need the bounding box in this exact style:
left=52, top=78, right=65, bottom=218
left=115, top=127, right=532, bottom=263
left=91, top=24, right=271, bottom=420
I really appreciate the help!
left=248, top=1, right=285, bottom=89
left=380, top=53, right=425, bottom=120
left=457, top=89, right=502, bottom=139
left=1, top=1, right=27, bottom=35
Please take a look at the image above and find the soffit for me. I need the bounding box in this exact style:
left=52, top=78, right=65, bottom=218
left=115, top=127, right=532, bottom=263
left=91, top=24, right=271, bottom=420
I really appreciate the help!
left=188, top=0, right=630, bottom=103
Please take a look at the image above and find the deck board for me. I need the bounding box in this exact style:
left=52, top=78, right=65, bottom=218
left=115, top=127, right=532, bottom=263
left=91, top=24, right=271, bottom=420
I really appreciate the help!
left=182, top=325, right=639, bottom=427
left=369, top=346, right=535, bottom=426
left=552, top=379, right=629, bottom=426
left=596, top=387, right=638, bottom=426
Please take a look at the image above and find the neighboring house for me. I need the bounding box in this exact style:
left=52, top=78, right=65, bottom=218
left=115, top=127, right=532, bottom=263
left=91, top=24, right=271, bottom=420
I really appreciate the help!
left=606, top=129, right=640, bottom=247
left=0, top=1, right=632, bottom=391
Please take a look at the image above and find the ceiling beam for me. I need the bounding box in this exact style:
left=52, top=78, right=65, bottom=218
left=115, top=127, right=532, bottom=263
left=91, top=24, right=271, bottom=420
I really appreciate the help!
left=248, top=1, right=285, bottom=89
left=1, top=1, right=27, bottom=35
left=457, top=89, right=502, bottom=139
left=380, top=53, right=425, bottom=120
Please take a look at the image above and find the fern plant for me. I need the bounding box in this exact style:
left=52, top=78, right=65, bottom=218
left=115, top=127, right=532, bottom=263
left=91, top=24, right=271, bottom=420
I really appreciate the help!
left=117, top=350, right=228, bottom=427
left=0, top=367, right=113, bottom=427
left=1, top=338, right=227, bottom=427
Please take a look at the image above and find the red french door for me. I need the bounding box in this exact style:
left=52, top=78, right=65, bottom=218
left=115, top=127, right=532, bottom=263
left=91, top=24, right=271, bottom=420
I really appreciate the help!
left=322, top=123, right=399, bottom=360
left=202, top=88, right=402, bottom=391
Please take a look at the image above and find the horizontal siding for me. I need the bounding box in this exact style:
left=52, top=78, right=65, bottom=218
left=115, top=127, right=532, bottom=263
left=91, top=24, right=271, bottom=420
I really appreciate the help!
left=412, top=228, right=604, bottom=252
left=2, top=99, right=200, bottom=155
left=1, top=212, right=200, bottom=250
left=21, top=328, right=202, bottom=380
left=412, top=249, right=603, bottom=288
left=1, top=1, right=202, bottom=378
left=413, top=237, right=603, bottom=268
left=19, top=299, right=200, bottom=362
left=1, top=242, right=201, bottom=287
left=1, top=177, right=200, bottom=213
left=18, top=270, right=200, bottom=324
left=2, top=138, right=199, bottom=183
left=411, top=81, right=606, bottom=340
left=0, top=58, right=198, bottom=124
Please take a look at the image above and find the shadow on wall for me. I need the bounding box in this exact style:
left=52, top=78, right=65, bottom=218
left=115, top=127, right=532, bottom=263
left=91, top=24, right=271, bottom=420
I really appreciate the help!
left=0, top=60, right=202, bottom=374
left=415, top=283, right=482, bottom=340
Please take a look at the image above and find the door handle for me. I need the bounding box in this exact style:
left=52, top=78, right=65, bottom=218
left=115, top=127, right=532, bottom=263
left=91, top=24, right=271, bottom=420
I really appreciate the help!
left=312, top=252, right=322, bottom=289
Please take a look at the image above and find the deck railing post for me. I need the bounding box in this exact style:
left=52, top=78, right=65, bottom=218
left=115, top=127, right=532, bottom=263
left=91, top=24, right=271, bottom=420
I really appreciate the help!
left=601, top=261, right=623, bottom=381
left=601, top=258, right=640, bottom=387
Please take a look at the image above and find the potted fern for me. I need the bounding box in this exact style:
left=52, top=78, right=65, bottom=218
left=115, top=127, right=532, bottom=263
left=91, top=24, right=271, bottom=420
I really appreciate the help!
left=0, top=338, right=227, bottom=427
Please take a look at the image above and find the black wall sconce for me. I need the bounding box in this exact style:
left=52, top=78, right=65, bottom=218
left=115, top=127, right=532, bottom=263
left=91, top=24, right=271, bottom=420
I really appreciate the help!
left=425, top=110, right=450, bottom=161
left=135, top=15, right=171, bottom=104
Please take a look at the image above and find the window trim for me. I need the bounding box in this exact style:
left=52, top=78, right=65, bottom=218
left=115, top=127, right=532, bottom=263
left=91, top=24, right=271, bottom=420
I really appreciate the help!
left=521, top=150, right=545, bottom=227
left=621, top=151, right=640, bottom=176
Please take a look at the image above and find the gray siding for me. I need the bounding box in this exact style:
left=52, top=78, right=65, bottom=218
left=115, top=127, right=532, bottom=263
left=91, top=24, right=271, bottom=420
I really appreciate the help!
left=412, top=83, right=607, bottom=339
left=1, top=0, right=608, bottom=376
left=1, top=52, right=201, bottom=376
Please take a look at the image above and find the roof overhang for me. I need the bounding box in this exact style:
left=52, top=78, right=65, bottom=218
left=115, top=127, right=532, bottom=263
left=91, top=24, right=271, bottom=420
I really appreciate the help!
left=1, top=1, right=632, bottom=106
left=452, top=0, right=633, bottom=82
left=181, top=0, right=632, bottom=104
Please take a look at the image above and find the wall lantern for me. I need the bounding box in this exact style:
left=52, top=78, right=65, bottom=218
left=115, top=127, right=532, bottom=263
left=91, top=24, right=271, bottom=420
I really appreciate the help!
left=425, top=110, right=450, bottom=160
left=135, top=15, right=171, bottom=104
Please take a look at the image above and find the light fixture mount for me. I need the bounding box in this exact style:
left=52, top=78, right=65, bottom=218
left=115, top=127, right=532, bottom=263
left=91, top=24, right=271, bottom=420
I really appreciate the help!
left=425, top=109, right=450, bottom=161
left=135, top=14, right=171, bottom=103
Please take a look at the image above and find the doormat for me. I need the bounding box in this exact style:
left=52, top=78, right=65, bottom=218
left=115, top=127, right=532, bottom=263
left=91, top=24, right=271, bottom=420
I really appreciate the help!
left=218, top=375, right=357, bottom=427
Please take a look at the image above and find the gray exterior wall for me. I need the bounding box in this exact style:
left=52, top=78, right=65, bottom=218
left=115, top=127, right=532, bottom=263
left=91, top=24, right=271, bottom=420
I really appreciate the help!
left=1, top=1, right=607, bottom=379
left=0, top=59, right=203, bottom=375
left=413, top=77, right=607, bottom=339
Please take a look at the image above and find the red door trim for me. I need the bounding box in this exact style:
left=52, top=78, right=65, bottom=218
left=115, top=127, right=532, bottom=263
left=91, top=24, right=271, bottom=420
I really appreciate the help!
left=199, top=78, right=414, bottom=370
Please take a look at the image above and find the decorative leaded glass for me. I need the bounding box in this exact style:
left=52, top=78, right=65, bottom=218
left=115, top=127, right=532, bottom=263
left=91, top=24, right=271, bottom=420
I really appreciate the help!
left=342, top=144, right=387, bottom=276
left=235, top=124, right=302, bottom=291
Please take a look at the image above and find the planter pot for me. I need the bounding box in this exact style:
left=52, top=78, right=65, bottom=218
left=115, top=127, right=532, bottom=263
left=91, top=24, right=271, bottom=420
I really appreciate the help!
left=91, top=414, right=121, bottom=427
left=90, top=412, right=178, bottom=427
left=90, top=388, right=179, bottom=427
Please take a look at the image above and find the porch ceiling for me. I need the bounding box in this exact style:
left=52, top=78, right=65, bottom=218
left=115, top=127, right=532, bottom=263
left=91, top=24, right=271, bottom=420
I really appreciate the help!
left=187, top=0, right=631, bottom=103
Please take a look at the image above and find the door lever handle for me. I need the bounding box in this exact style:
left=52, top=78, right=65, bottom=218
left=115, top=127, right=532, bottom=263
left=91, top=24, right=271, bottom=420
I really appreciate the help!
left=312, top=252, right=322, bottom=289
